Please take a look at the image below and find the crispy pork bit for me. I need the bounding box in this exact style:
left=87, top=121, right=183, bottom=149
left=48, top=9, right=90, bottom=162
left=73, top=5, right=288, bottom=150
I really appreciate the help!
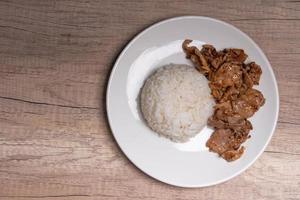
left=223, top=48, right=248, bottom=63
left=232, top=89, right=265, bottom=118
left=244, top=62, right=262, bottom=85
left=182, top=39, right=265, bottom=162
left=206, top=129, right=235, bottom=155
left=222, top=147, right=245, bottom=161
left=212, top=62, right=243, bottom=88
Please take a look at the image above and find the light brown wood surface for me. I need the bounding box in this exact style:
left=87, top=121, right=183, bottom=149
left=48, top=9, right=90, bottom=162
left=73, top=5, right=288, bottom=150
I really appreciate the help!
left=0, top=0, right=299, bottom=199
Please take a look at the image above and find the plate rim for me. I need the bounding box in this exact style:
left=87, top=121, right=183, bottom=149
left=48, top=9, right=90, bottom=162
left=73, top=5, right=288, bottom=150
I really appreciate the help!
left=106, top=16, right=280, bottom=187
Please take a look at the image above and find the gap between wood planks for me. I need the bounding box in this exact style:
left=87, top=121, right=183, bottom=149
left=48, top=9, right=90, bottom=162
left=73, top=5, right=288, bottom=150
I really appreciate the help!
left=0, top=95, right=99, bottom=110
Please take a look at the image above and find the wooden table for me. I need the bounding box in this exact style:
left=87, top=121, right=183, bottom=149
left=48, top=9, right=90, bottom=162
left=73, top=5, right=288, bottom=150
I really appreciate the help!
left=0, top=0, right=299, bottom=199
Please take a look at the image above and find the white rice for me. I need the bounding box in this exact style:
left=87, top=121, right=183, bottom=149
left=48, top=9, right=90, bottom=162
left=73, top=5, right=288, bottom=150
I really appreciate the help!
left=140, top=64, right=214, bottom=143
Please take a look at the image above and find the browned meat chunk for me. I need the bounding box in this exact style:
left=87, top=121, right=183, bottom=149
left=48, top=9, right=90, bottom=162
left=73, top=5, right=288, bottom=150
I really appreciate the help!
left=201, top=44, right=218, bottom=63
left=223, top=48, right=248, bottom=63
left=206, top=129, right=246, bottom=161
left=211, top=62, right=243, bottom=88
left=220, top=86, right=240, bottom=103
left=209, top=62, right=243, bottom=102
left=221, top=147, right=245, bottom=161
left=208, top=117, right=228, bottom=129
left=242, top=68, right=254, bottom=89
left=243, top=88, right=265, bottom=108
left=232, top=89, right=265, bottom=118
left=206, top=129, right=235, bottom=155
left=244, top=62, right=262, bottom=85
left=182, top=39, right=193, bottom=58
left=182, top=40, right=212, bottom=77
left=208, top=103, right=253, bottom=135
left=211, top=55, right=225, bottom=69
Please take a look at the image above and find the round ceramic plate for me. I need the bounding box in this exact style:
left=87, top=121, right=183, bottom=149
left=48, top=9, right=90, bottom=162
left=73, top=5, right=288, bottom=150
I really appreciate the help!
left=106, top=16, right=279, bottom=187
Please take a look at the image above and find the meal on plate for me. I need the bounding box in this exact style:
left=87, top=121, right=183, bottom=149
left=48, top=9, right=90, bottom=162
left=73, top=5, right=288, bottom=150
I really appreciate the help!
left=140, top=39, right=265, bottom=161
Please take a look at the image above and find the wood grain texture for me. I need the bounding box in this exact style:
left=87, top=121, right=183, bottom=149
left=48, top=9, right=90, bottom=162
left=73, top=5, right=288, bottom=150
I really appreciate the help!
left=0, top=0, right=299, bottom=199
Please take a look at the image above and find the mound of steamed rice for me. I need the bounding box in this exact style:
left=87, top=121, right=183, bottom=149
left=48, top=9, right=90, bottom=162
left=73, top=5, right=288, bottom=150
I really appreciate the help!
left=140, top=64, right=214, bottom=143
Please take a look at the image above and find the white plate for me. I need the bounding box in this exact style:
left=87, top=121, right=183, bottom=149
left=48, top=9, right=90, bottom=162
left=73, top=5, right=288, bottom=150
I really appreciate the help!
left=106, top=16, right=279, bottom=187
